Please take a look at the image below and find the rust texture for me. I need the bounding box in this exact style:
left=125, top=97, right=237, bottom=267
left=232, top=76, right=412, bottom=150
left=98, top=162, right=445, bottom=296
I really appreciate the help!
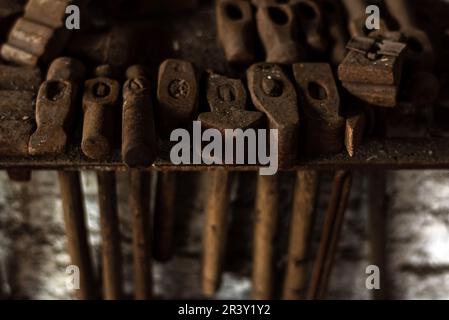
left=129, top=170, right=153, bottom=299
left=308, top=171, right=352, bottom=300
left=283, top=170, right=318, bottom=300
left=29, top=58, right=85, bottom=156
left=157, top=59, right=199, bottom=136
left=255, top=3, right=303, bottom=64
left=81, top=65, right=121, bottom=160
left=97, top=171, right=123, bottom=300
left=338, top=36, right=407, bottom=107
left=293, top=63, right=345, bottom=155
left=58, top=171, right=97, bottom=300
left=153, top=171, right=177, bottom=262
left=252, top=174, right=278, bottom=300
left=216, top=0, right=255, bottom=65
left=247, top=63, right=300, bottom=168
left=122, top=65, right=157, bottom=168
left=202, top=170, right=232, bottom=297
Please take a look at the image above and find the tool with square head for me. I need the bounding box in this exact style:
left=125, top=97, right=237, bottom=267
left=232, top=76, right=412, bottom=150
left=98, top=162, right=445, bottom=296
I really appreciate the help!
left=338, top=36, right=407, bottom=107
left=81, top=65, right=121, bottom=160
left=293, top=63, right=345, bottom=155
left=199, top=72, right=263, bottom=296
left=122, top=65, right=158, bottom=168
left=247, top=63, right=300, bottom=168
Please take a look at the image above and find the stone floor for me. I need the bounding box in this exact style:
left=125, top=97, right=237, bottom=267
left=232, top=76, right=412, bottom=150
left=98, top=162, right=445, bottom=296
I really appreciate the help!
left=0, top=170, right=449, bottom=300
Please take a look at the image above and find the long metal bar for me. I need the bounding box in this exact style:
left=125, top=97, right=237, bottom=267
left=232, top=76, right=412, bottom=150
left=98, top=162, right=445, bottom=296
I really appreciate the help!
left=202, top=170, right=232, bottom=297
left=58, top=171, right=97, bottom=300
left=1, top=138, right=448, bottom=171
left=153, top=171, right=177, bottom=262
left=129, top=170, right=153, bottom=300
left=252, top=175, right=279, bottom=300
left=97, top=171, right=123, bottom=300
left=308, top=171, right=352, bottom=300
left=283, top=170, right=319, bottom=300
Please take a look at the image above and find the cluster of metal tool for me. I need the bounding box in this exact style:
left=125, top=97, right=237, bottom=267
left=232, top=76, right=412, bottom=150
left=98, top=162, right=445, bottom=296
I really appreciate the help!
left=0, top=0, right=444, bottom=301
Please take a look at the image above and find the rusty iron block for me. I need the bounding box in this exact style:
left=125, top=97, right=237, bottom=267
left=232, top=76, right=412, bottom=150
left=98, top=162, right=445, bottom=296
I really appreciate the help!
left=2, top=17, right=70, bottom=66
left=293, top=63, right=345, bottom=155
left=81, top=66, right=121, bottom=160
left=338, top=37, right=407, bottom=107
left=122, top=65, right=158, bottom=168
left=198, top=72, right=264, bottom=133
left=29, top=58, right=85, bottom=156
left=216, top=0, right=256, bottom=65
left=247, top=63, right=299, bottom=168
left=255, top=4, right=303, bottom=64
left=0, top=90, right=36, bottom=157
left=157, top=59, right=199, bottom=137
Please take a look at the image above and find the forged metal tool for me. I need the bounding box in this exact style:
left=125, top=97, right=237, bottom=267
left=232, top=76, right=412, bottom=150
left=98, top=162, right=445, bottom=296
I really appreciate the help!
left=29, top=57, right=85, bottom=156
left=254, top=3, right=303, bottom=64
left=338, top=36, right=407, bottom=107
left=252, top=174, right=278, bottom=300
left=81, top=65, right=121, bottom=160
left=200, top=73, right=263, bottom=296
left=122, top=65, right=158, bottom=167
left=308, top=170, right=352, bottom=300
left=216, top=0, right=256, bottom=65
left=283, top=170, right=318, bottom=300
left=295, top=0, right=327, bottom=54
left=157, top=59, right=199, bottom=137
left=293, top=63, right=345, bottom=155
left=247, top=63, right=300, bottom=168
left=129, top=170, right=153, bottom=299
left=59, top=171, right=97, bottom=300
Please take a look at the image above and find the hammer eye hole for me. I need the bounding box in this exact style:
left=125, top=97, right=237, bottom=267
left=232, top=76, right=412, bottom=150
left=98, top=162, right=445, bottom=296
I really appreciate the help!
left=297, top=2, right=317, bottom=20
left=268, top=6, right=289, bottom=25
left=308, top=82, right=327, bottom=100
left=93, top=82, right=111, bottom=98
left=226, top=3, right=243, bottom=21
left=45, top=81, right=65, bottom=101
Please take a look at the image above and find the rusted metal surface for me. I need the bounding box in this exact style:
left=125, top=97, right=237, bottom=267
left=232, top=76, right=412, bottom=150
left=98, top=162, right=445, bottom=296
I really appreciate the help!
left=97, top=171, right=123, bottom=300
left=129, top=170, right=153, bottom=300
left=247, top=63, right=299, bottom=168
left=81, top=65, right=121, bottom=160
left=58, top=171, right=97, bottom=300
left=283, top=170, right=318, bottom=300
left=1, top=0, right=84, bottom=66
left=252, top=174, right=278, bottom=300
left=308, top=170, right=352, bottom=300
left=0, top=90, right=36, bottom=157
left=338, top=36, right=407, bottom=107
left=216, top=0, right=255, bottom=65
left=293, top=63, right=345, bottom=155
left=202, top=170, right=232, bottom=297
left=255, top=3, right=303, bottom=64
left=157, top=59, right=199, bottom=137
left=345, top=108, right=367, bottom=157
left=199, top=72, right=264, bottom=133
left=29, top=58, right=85, bottom=156
left=153, top=171, right=177, bottom=262
left=122, top=65, right=157, bottom=168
